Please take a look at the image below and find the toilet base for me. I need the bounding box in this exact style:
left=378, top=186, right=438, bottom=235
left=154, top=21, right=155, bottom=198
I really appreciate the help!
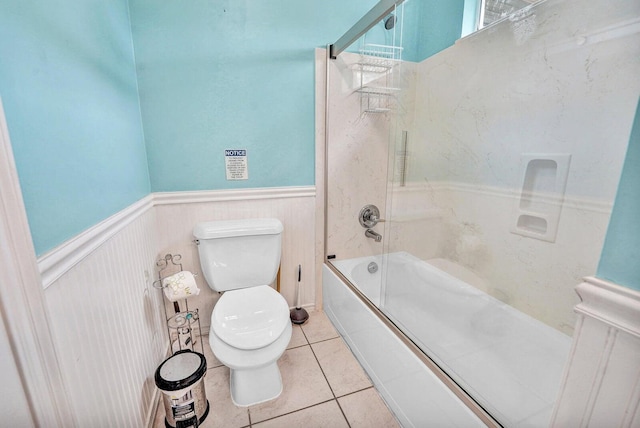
left=230, top=361, right=283, bottom=407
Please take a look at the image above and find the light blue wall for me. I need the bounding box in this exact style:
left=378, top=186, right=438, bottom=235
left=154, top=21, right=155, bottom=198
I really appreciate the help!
left=402, top=0, right=465, bottom=62
left=129, top=0, right=465, bottom=192
left=598, top=98, right=640, bottom=291
left=0, top=0, right=150, bottom=256
left=360, top=0, right=465, bottom=63
left=0, top=0, right=465, bottom=254
left=129, top=0, right=379, bottom=192
left=2, top=0, right=636, bottom=292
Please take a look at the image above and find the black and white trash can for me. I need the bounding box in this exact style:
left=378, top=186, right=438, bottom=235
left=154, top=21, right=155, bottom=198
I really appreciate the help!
left=155, top=350, right=209, bottom=428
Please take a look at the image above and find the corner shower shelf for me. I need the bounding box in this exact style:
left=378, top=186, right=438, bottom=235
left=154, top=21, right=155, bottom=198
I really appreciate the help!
left=357, top=86, right=400, bottom=114
left=357, top=43, right=403, bottom=114
left=360, top=44, right=403, bottom=62
left=357, top=86, right=401, bottom=96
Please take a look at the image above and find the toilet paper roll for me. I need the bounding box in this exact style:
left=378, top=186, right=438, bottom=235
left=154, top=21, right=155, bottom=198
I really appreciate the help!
left=162, top=271, right=200, bottom=302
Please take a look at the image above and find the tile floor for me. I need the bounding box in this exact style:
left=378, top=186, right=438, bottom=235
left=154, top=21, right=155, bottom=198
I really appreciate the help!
left=154, top=310, right=400, bottom=428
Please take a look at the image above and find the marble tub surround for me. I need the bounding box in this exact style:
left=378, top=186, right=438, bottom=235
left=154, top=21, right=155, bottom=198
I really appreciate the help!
left=384, top=181, right=612, bottom=335
left=154, top=311, right=399, bottom=428
left=324, top=49, right=419, bottom=262
left=402, top=0, right=640, bottom=334
left=322, top=0, right=640, bottom=337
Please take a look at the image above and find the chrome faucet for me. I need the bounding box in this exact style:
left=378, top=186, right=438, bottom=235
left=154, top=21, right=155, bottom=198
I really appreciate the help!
left=365, top=229, right=382, bottom=242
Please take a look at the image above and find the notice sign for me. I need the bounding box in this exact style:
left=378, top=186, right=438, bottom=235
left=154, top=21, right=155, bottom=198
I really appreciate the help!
left=224, top=149, right=248, bottom=180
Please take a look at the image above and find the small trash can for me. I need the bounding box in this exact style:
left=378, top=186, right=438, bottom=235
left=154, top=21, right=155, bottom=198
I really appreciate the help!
left=155, top=350, right=209, bottom=428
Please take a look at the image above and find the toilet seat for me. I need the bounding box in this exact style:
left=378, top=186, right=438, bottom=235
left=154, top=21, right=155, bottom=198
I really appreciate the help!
left=209, top=321, right=292, bottom=371
left=212, top=285, right=290, bottom=350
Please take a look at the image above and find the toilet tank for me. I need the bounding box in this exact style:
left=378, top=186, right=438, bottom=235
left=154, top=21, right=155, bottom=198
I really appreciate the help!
left=193, top=218, right=283, bottom=292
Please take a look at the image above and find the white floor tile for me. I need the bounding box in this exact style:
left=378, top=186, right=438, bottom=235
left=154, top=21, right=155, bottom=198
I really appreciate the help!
left=287, top=324, right=308, bottom=349
left=300, top=310, right=339, bottom=344
left=248, top=345, right=334, bottom=423
left=311, top=337, right=372, bottom=397
left=200, top=366, right=250, bottom=428
left=154, top=325, right=401, bottom=428
left=338, top=388, right=400, bottom=428
left=252, top=400, right=349, bottom=428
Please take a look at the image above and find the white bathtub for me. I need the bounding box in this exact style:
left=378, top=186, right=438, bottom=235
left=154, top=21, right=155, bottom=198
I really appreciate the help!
left=329, top=252, right=571, bottom=427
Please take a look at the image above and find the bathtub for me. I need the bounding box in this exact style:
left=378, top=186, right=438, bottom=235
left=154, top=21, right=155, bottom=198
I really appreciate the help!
left=326, top=252, right=571, bottom=427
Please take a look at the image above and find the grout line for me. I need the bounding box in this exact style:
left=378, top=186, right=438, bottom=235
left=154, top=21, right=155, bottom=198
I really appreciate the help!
left=334, top=397, right=352, bottom=428
left=306, top=341, right=353, bottom=428
left=210, top=325, right=354, bottom=427
left=335, top=385, right=374, bottom=399
left=249, top=397, right=337, bottom=426
left=298, top=323, right=311, bottom=344
left=306, top=335, right=341, bottom=346
left=299, top=320, right=355, bottom=427
left=286, top=343, right=309, bottom=351
left=251, top=329, right=348, bottom=427
left=307, top=342, right=337, bottom=399
left=225, top=343, right=372, bottom=428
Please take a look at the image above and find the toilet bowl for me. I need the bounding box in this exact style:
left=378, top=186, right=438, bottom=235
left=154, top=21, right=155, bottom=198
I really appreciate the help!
left=194, top=218, right=291, bottom=407
left=209, top=285, right=292, bottom=406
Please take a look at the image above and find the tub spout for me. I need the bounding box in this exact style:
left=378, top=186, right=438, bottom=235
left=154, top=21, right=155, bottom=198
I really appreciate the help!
left=365, top=229, right=382, bottom=242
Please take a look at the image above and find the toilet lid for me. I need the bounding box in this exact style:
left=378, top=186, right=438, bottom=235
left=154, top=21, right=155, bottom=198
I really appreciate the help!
left=212, top=285, right=290, bottom=350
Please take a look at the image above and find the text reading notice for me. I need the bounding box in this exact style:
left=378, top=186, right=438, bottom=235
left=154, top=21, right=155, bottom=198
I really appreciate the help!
left=224, top=149, right=248, bottom=180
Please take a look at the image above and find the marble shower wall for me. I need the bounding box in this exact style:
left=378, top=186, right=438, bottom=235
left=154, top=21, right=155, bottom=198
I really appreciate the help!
left=325, top=50, right=418, bottom=260
left=324, top=0, right=640, bottom=335
left=403, top=0, right=640, bottom=334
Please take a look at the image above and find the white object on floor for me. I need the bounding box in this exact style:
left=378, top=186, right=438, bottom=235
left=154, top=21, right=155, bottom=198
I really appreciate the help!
left=194, top=218, right=291, bottom=406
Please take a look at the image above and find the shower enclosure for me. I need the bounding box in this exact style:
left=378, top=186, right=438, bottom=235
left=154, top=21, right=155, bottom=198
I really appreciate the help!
left=322, top=0, right=640, bottom=426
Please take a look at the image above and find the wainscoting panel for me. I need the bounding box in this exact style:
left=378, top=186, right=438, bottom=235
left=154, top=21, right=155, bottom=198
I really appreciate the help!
left=43, top=208, right=165, bottom=427
left=551, top=277, right=640, bottom=427
left=37, top=186, right=317, bottom=426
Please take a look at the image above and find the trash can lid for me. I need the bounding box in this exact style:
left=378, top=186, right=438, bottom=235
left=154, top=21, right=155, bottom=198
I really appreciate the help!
left=155, top=350, right=207, bottom=392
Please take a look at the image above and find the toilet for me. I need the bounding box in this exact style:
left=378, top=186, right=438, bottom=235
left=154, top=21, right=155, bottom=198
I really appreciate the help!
left=193, top=218, right=292, bottom=407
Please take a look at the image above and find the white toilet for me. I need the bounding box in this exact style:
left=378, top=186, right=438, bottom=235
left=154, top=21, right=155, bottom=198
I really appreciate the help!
left=193, top=218, right=292, bottom=407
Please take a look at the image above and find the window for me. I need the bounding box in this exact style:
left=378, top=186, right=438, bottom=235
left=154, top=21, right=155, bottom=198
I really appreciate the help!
left=479, top=0, right=539, bottom=29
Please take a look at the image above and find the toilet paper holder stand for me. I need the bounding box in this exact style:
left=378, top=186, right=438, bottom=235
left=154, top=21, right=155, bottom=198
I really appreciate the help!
left=153, top=253, right=204, bottom=355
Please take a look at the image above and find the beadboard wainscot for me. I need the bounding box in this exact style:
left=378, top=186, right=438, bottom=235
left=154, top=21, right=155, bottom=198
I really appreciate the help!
left=34, top=186, right=317, bottom=427
left=39, top=198, right=166, bottom=427
left=551, top=277, right=640, bottom=427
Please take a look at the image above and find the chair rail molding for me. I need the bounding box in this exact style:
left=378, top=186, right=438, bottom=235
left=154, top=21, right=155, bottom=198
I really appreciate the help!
left=38, top=186, right=316, bottom=290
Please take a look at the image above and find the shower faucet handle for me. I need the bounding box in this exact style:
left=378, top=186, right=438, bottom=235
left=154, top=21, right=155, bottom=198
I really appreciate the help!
left=370, top=213, right=385, bottom=223
left=359, top=204, right=384, bottom=228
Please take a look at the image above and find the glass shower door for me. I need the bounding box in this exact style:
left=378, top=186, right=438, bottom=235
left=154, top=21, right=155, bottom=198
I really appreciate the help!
left=325, top=5, right=405, bottom=308
left=379, top=0, right=634, bottom=425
